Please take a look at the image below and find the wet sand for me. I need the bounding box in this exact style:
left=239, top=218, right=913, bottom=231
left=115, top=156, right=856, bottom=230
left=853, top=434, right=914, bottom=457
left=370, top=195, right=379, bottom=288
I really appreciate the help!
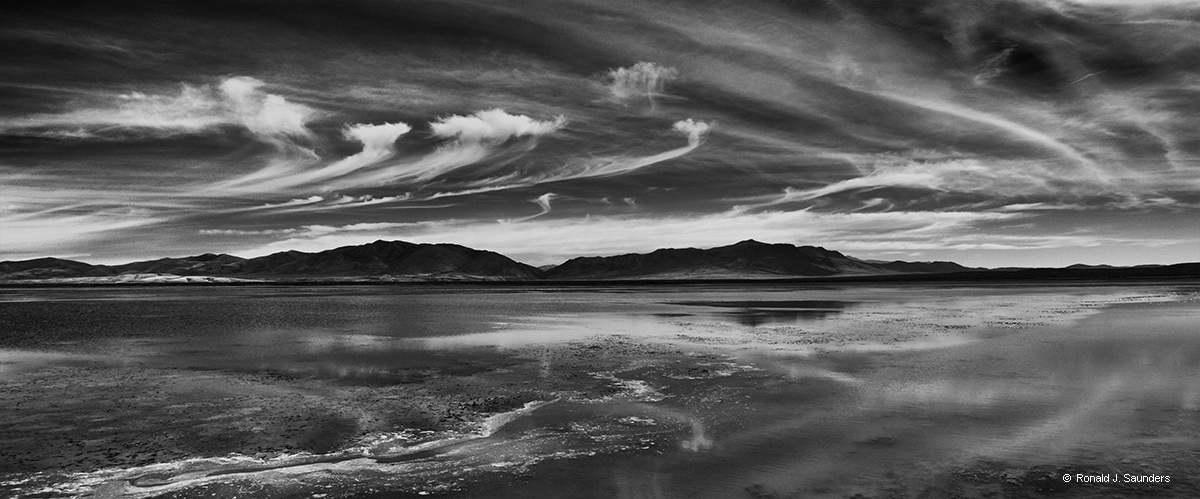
left=1, top=283, right=1197, bottom=497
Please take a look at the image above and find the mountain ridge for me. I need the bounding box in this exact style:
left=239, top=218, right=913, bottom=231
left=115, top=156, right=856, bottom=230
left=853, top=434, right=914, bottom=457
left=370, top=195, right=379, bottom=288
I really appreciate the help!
left=543, top=239, right=969, bottom=279
left=2, top=239, right=1197, bottom=283
left=0, top=240, right=541, bottom=282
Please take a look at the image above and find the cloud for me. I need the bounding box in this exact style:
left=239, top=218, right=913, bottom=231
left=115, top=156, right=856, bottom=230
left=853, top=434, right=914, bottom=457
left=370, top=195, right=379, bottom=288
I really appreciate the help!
left=231, top=195, right=325, bottom=212
left=325, top=110, right=564, bottom=188
left=422, top=184, right=529, bottom=200
left=507, top=192, right=557, bottom=222
left=5, top=0, right=1200, bottom=268
left=742, top=154, right=1116, bottom=210
left=973, top=47, right=1016, bottom=86
left=229, top=208, right=1022, bottom=266
left=997, top=202, right=1093, bottom=212
left=327, top=193, right=411, bottom=208
left=671, top=118, right=712, bottom=146
left=606, top=62, right=678, bottom=107
left=875, top=92, right=1104, bottom=177
left=223, top=193, right=423, bottom=215
left=430, top=109, right=565, bottom=143
left=320, top=122, right=413, bottom=179
left=0, top=211, right=166, bottom=256
left=345, top=122, right=412, bottom=151
left=218, top=76, right=316, bottom=143
left=3, top=85, right=222, bottom=134
left=2, top=77, right=318, bottom=148
left=345, top=117, right=712, bottom=191
left=208, top=80, right=322, bottom=195
left=239, top=122, right=413, bottom=192
left=332, top=141, right=494, bottom=187
left=551, top=119, right=713, bottom=180
left=0, top=179, right=200, bottom=214
left=228, top=222, right=424, bottom=256
left=199, top=228, right=301, bottom=236
left=533, top=192, right=556, bottom=214
left=1052, top=0, right=1200, bottom=6
left=427, top=208, right=1178, bottom=266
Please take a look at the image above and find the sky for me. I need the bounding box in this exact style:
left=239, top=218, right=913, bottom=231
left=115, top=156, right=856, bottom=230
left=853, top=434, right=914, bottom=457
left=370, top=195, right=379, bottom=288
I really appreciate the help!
left=2, top=0, right=1199, bottom=268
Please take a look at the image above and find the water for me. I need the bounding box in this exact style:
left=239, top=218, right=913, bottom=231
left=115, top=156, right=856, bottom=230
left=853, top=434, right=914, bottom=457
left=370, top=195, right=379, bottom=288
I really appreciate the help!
left=1, top=283, right=1197, bottom=497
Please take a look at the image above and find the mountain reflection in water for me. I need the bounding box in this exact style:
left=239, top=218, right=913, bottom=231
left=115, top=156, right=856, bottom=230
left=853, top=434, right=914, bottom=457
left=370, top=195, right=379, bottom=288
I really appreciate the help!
left=665, top=299, right=857, bottom=326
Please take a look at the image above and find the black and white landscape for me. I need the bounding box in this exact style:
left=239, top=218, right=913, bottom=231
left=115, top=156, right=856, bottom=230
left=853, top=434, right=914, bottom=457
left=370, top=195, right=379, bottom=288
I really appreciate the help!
left=2, top=0, right=1200, bottom=498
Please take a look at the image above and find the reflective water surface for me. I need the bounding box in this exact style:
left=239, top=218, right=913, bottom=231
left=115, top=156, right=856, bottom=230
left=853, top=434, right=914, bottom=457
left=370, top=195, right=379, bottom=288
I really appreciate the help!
left=0, top=283, right=1197, bottom=498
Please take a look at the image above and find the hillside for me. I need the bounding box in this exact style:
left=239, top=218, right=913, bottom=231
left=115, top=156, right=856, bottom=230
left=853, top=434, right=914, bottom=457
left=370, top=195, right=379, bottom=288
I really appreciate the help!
left=0, top=240, right=542, bottom=282
left=543, top=240, right=970, bottom=279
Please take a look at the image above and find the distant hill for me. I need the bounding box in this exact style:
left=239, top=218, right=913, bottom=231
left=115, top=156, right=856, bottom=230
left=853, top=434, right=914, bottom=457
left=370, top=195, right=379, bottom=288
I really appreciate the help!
left=113, top=253, right=247, bottom=275
left=0, top=240, right=542, bottom=282
left=0, top=257, right=104, bottom=280
left=544, top=240, right=970, bottom=279
left=233, top=240, right=542, bottom=279
left=951, top=263, right=1200, bottom=281
left=1066, top=263, right=1115, bottom=269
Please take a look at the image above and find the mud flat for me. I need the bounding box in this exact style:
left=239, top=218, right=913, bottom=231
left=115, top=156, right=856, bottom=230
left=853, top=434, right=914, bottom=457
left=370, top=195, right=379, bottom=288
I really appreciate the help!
left=1, top=283, right=1197, bottom=497
left=0, top=334, right=736, bottom=497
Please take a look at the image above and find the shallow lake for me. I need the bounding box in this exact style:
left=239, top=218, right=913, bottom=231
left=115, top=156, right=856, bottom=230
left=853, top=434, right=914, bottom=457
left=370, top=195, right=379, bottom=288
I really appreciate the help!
left=1, top=283, right=1197, bottom=498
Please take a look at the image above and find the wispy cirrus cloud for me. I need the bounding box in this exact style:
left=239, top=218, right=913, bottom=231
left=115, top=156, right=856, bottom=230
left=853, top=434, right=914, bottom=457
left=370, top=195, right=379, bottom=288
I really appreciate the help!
left=225, top=195, right=326, bottom=213
left=318, top=122, right=413, bottom=180
left=2, top=76, right=318, bottom=149
left=228, top=122, right=413, bottom=192
left=0, top=210, right=166, bottom=257
left=218, top=222, right=424, bottom=256
left=326, top=193, right=413, bottom=208
left=548, top=119, right=714, bottom=181
left=749, top=157, right=1078, bottom=207
left=226, top=204, right=1188, bottom=268
left=2, top=85, right=222, bottom=135
left=222, top=206, right=1019, bottom=263
left=505, top=192, right=557, bottom=223
left=206, top=107, right=566, bottom=196
left=329, top=109, right=566, bottom=188
left=198, top=228, right=302, bottom=236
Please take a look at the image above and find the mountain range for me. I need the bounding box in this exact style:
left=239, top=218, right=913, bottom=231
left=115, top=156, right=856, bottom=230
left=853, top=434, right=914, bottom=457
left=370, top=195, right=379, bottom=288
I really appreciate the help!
left=0, top=240, right=540, bottom=283
left=1, top=239, right=1197, bottom=283
left=542, top=240, right=967, bottom=279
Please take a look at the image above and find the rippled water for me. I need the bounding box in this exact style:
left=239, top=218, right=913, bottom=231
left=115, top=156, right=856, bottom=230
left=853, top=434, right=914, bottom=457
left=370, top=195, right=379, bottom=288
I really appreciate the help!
left=1, top=283, right=1197, bottom=498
